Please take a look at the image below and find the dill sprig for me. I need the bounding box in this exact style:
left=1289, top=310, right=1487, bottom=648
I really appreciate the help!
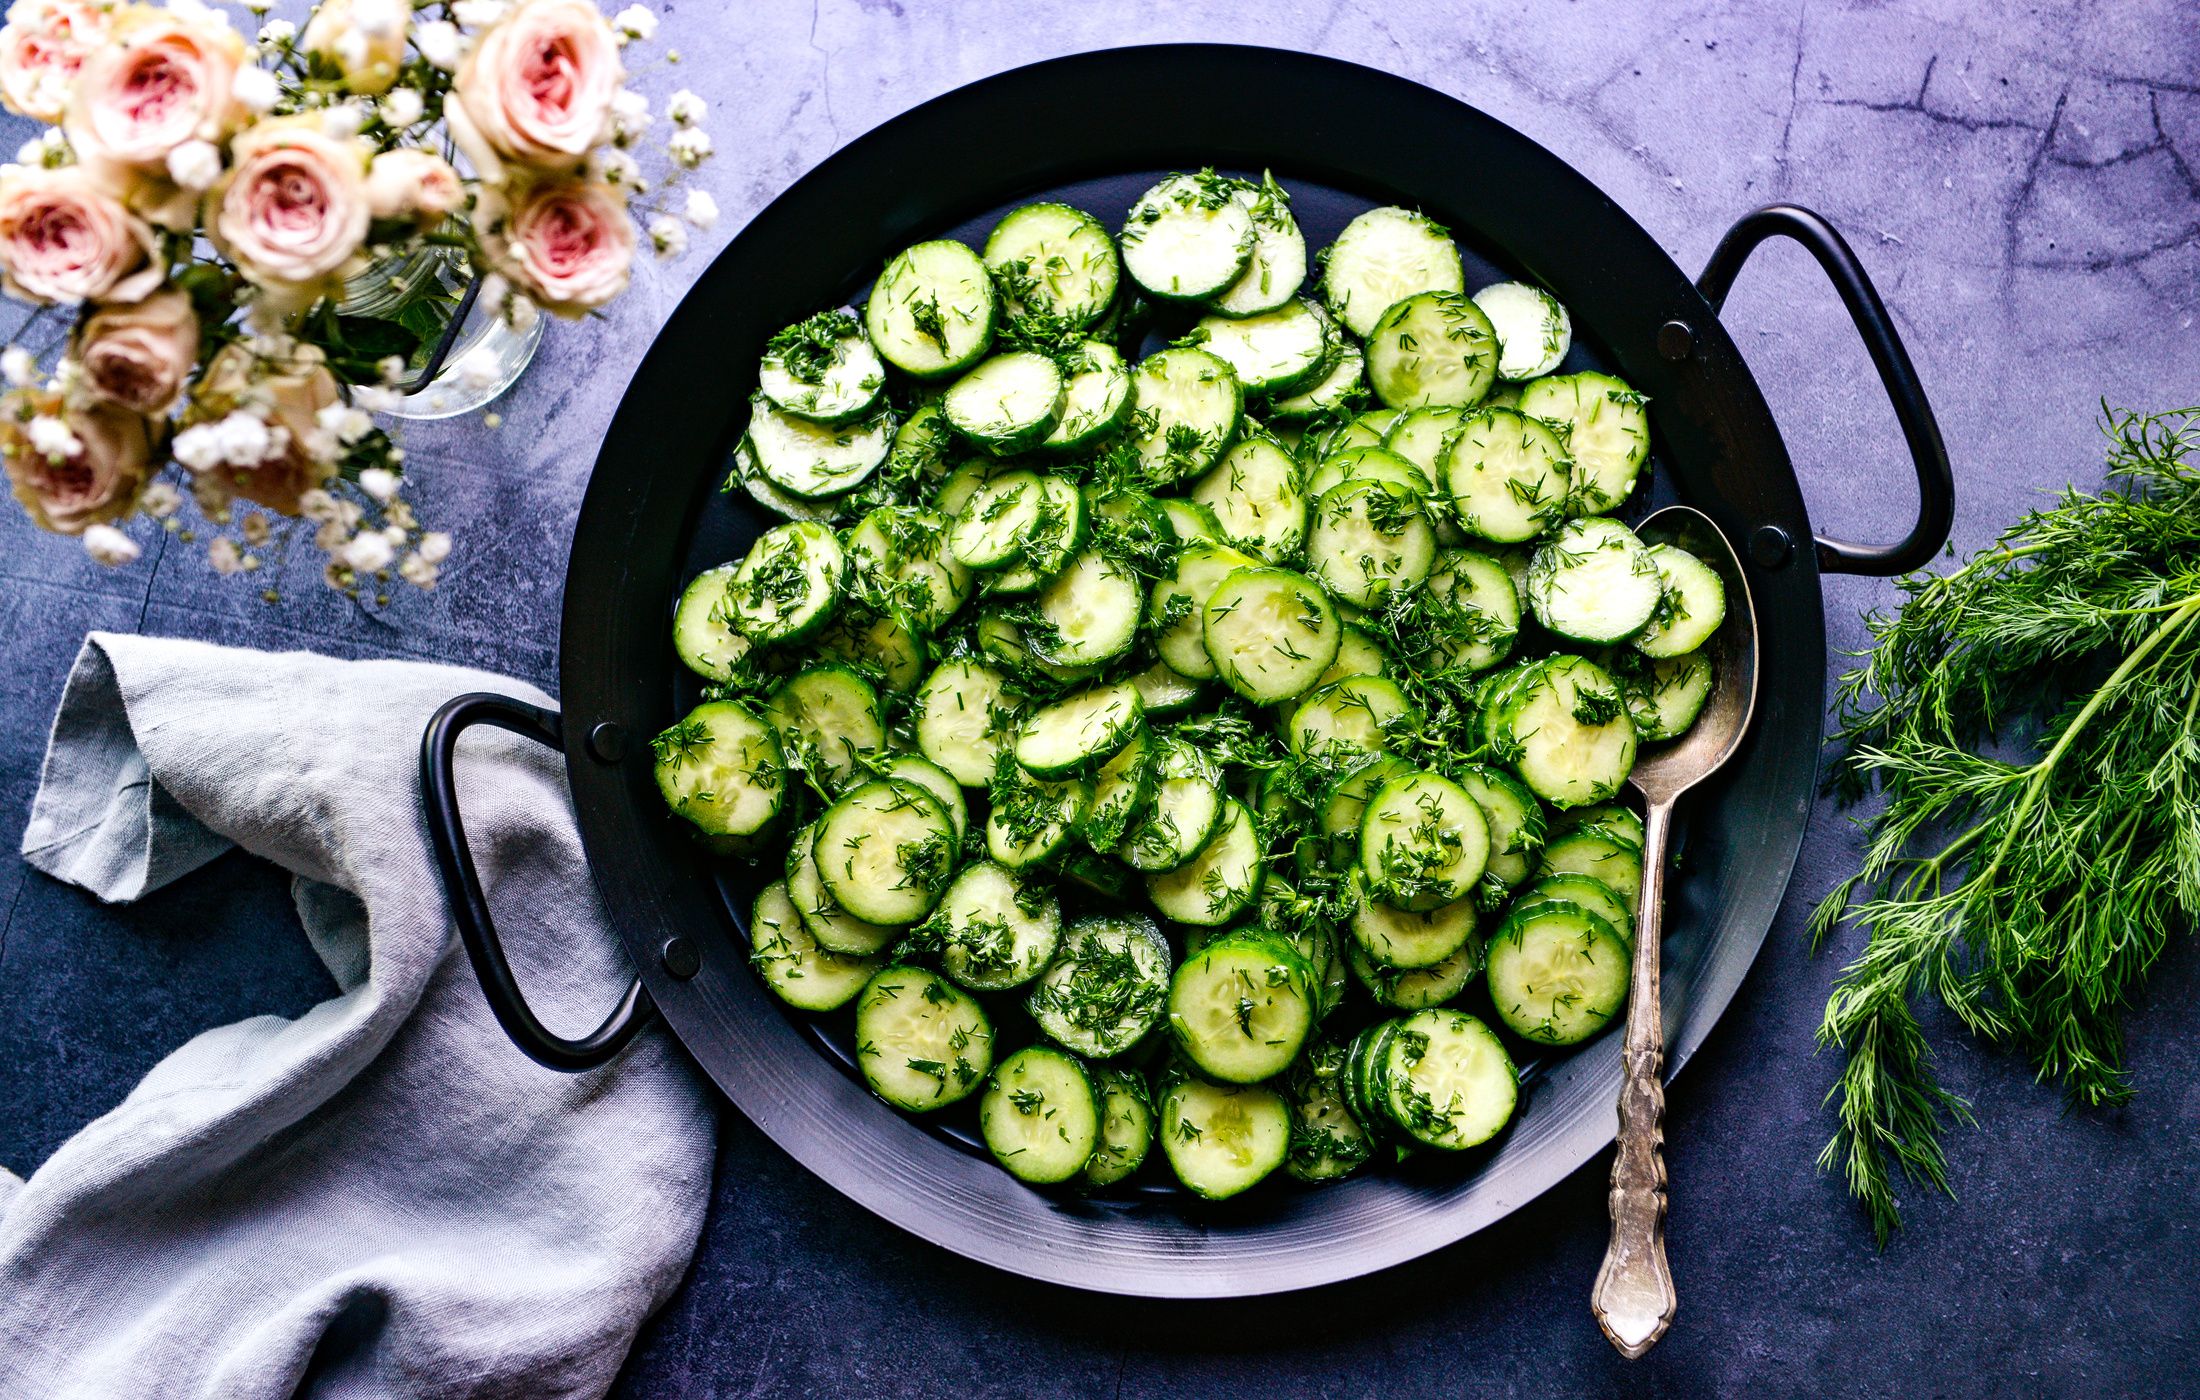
left=1810, top=405, right=2200, bottom=1245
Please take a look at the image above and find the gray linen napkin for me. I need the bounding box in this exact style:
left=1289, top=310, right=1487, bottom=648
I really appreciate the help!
left=0, top=633, right=715, bottom=1399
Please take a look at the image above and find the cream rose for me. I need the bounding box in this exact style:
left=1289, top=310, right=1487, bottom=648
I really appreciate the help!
left=186, top=339, right=341, bottom=515
left=0, top=165, right=163, bottom=304
left=65, top=5, right=247, bottom=208
left=448, top=0, right=621, bottom=181
left=210, top=115, right=373, bottom=304
left=300, top=0, right=407, bottom=97
left=2, top=387, right=153, bottom=533
left=365, top=147, right=464, bottom=228
left=74, top=287, right=199, bottom=414
left=478, top=178, right=633, bottom=317
left=0, top=0, right=111, bottom=124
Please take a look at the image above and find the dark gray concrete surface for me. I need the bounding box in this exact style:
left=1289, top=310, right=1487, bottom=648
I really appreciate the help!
left=2, top=2, right=2196, bottom=1395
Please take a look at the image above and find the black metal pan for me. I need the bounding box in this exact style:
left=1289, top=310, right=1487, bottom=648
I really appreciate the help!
left=420, top=45, right=1951, bottom=1298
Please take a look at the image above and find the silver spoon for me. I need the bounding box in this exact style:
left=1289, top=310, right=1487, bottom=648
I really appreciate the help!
left=1589, top=504, right=1760, bottom=1359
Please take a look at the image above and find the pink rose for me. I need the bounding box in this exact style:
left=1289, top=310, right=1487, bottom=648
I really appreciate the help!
left=448, top=0, right=622, bottom=182
left=478, top=178, right=633, bottom=317
left=210, top=115, right=372, bottom=304
left=0, top=0, right=111, bottom=123
left=65, top=7, right=246, bottom=192
left=1, top=387, right=153, bottom=533
left=365, top=148, right=464, bottom=229
left=0, top=165, right=163, bottom=304
left=187, top=340, right=340, bottom=515
left=75, top=287, right=199, bottom=414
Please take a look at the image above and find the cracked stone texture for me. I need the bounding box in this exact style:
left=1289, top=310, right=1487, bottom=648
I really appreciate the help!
left=2, top=1, right=2197, bottom=1396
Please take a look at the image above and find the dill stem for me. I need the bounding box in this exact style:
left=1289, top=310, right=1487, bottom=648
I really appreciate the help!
left=1962, top=593, right=2200, bottom=902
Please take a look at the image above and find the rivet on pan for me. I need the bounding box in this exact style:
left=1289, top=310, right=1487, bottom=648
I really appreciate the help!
left=587, top=721, right=627, bottom=762
left=1749, top=525, right=1794, bottom=569
left=1657, top=320, right=1695, bottom=361
left=661, top=936, right=701, bottom=980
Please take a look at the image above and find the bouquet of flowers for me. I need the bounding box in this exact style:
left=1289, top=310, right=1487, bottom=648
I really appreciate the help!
left=0, top=0, right=714, bottom=596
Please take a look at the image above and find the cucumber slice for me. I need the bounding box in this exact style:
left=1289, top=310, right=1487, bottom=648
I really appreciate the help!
left=1127, top=346, right=1242, bottom=483
left=745, top=396, right=893, bottom=502
left=1304, top=444, right=1426, bottom=503
left=981, top=1046, right=1100, bottom=1183
left=1283, top=1038, right=1372, bottom=1182
left=1380, top=1009, right=1518, bottom=1149
left=1014, top=680, right=1143, bottom=777
left=725, top=435, right=840, bottom=524
left=935, top=458, right=1009, bottom=519
left=1157, top=496, right=1223, bottom=545
left=986, top=475, right=1090, bottom=591
left=1305, top=623, right=1389, bottom=693
left=1527, top=517, right=1662, bottom=644
left=1030, top=550, right=1142, bottom=666
left=976, top=614, right=1098, bottom=688
left=1420, top=547, right=1520, bottom=672
left=1617, top=648, right=1716, bottom=741
left=1473, top=281, right=1572, bottom=380
left=1485, top=655, right=1637, bottom=807
left=1487, top=899, right=1630, bottom=1045
left=985, top=761, right=1091, bottom=870
left=1538, top=823, right=1644, bottom=905
left=1027, top=916, right=1172, bottom=1058
left=1312, top=409, right=1402, bottom=462
left=1550, top=801, right=1646, bottom=848
left=1082, top=1065, right=1155, bottom=1186
left=1348, top=936, right=1483, bottom=1011
left=1122, top=738, right=1226, bottom=873
left=876, top=754, right=967, bottom=840
left=1523, top=874, right=1635, bottom=942
left=1146, top=798, right=1265, bottom=927
left=1349, top=870, right=1479, bottom=970
left=932, top=859, right=1061, bottom=991
left=866, top=239, right=997, bottom=379
left=1343, top=1020, right=1401, bottom=1136
left=1160, top=1076, right=1291, bottom=1199
left=1119, top=172, right=1255, bottom=301
left=1442, top=406, right=1570, bottom=544
left=1319, top=754, right=1414, bottom=868
left=1150, top=540, right=1260, bottom=680
left=844, top=506, right=973, bottom=633
left=749, top=881, right=880, bottom=1012
left=1364, top=291, right=1499, bottom=410
left=758, top=308, right=886, bottom=425
left=1210, top=173, right=1307, bottom=317
left=1194, top=298, right=1329, bottom=395
left=1320, top=205, right=1465, bottom=339
left=764, top=664, right=885, bottom=792
left=1306, top=479, right=1437, bottom=608
left=943, top=351, right=1065, bottom=455
left=814, top=779, right=959, bottom=924
left=914, top=658, right=1020, bottom=787
left=672, top=564, right=752, bottom=683
left=1082, top=724, right=1155, bottom=852
left=1266, top=322, right=1364, bottom=420
left=854, top=965, right=994, bottom=1111
left=1635, top=543, right=1727, bottom=658
left=786, top=822, right=900, bottom=956
left=1202, top=566, right=1341, bottom=704
left=1454, top=763, right=1545, bottom=893
left=652, top=700, right=785, bottom=837
left=1381, top=405, right=1469, bottom=491
left=1126, top=659, right=1204, bottom=719
left=814, top=602, right=928, bottom=692
left=889, top=402, right=959, bottom=483
left=1190, top=432, right=1308, bottom=563
left=1516, top=371, right=1649, bottom=515
left=1359, top=769, right=1490, bottom=911
left=1040, top=340, right=1133, bottom=451
left=1287, top=674, right=1412, bottom=759
left=984, top=201, right=1119, bottom=326
left=1167, top=930, right=1314, bottom=1081
left=948, top=469, right=1044, bottom=570
left=726, top=519, right=845, bottom=644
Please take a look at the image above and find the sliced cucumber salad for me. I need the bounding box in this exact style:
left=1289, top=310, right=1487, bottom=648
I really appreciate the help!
left=657, top=170, right=1729, bottom=1201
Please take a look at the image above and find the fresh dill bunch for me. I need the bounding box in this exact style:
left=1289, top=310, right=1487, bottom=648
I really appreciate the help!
left=1811, top=405, right=2200, bottom=1245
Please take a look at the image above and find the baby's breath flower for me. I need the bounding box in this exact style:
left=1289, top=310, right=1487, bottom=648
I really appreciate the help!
left=324, top=560, right=351, bottom=590
left=240, top=512, right=270, bottom=545
left=399, top=552, right=438, bottom=588
left=609, top=89, right=651, bottom=141
left=611, top=4, right=656, bottom=41
left=414, top=19, right=462, bottom=70
left=165, top=140, right=222, bottom=192
left=417, top=531, right=452, bottom=564
left=82, top=524, right=140, bottom=566
left=451, top=0, right=507, bottom=28
left=141, top=480, right=183, bottom=518
left=683, top=189, right=719, bottom=230
left=208, top=537, right=244, bottom=575
left=234, top=66, right=279, bottom=114
left=589, top=145, right=643, bottom=190
left=298, top=488, right=340, bottom=522
left=342, top=530, right=394, bottom=573
left=358, top=466, right=400, bottom=503
left=668, top=126, right=712, bottom=168
left=257, top=18, right=296, bottom=45
left=647, top=215, right=687, bottom=258
left=666, top=89, right=705, bottom=126
left=379, top=87, right=424, bottom=129
left=2, top=345, right=39, bottom=387
left=315, top=518, right=347, bottom=551
left=26, top=414, right=80, bottom=459
left=321, top=102, right=366, bottom=138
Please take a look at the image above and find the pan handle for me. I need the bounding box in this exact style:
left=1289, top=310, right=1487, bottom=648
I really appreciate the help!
left=1697, top=203, right=1954, bottom=577
left=420, top=692, right=657, bottom=1072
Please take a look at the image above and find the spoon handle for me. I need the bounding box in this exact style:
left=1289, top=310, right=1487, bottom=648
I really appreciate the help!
left=1591, top=797, right=1678, bottom=1359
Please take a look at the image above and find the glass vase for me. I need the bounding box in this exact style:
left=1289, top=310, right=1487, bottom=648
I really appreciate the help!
left=336, top=247, right=545, bottom=421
